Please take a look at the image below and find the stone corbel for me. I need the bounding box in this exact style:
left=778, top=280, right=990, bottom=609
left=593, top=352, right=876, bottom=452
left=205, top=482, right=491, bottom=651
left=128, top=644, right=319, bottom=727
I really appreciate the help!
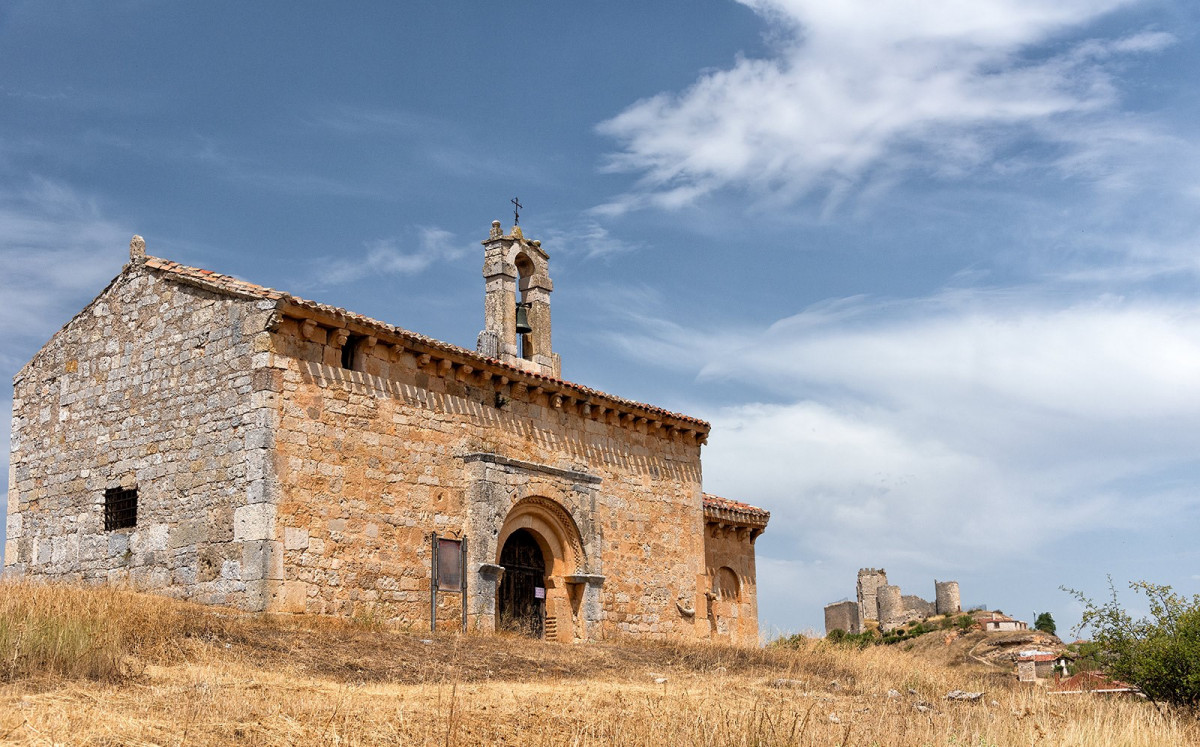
left=478, top=563, right=505, bottom=582
left=329, top=329, right=350, bottom=349
left=564, top=574, right=605, bottom=586
left=676, top=599, right=697, bottom=617
left=300, top=319, right=319, bottom=341
left=437, top=358, right=454, bottom=376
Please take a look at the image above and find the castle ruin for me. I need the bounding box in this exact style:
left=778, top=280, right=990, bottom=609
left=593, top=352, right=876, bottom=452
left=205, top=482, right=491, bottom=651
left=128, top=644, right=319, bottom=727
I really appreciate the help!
left=824, top=569, right=961, bottom=634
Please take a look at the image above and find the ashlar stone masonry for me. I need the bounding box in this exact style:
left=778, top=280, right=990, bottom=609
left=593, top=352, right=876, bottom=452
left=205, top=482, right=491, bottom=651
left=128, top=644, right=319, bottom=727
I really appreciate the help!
left=6, top=224, right=769, bottom=644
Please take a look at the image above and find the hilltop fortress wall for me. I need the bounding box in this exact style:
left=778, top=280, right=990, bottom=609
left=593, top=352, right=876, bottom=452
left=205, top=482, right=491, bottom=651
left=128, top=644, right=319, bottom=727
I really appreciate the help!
left=824, top=571, right=962, bottom=634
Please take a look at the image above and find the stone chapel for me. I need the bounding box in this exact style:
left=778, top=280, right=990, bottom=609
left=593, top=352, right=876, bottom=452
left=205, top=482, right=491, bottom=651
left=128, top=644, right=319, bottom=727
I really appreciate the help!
left=5, top=221, right=769, bottom=643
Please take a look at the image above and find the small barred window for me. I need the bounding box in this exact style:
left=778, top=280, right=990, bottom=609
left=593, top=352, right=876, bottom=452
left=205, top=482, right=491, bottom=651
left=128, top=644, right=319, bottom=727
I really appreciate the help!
left=104, top=487, right=138, bottom=530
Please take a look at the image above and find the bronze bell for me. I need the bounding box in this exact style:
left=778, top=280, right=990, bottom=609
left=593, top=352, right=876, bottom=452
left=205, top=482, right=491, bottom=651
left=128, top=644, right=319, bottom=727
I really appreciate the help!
left=514, top=302, right=533, bottom=335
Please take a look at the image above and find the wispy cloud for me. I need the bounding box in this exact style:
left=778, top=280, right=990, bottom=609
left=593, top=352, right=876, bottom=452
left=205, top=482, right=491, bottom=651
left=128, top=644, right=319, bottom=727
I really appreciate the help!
left=601, top=285, right=1200, bottom=619
left=596, top=0, right=1167, bottom=214
left=303, top=227, right=471, bottom=288
left=542, top=220, right=640, bottom=261
left=0, top=178, right=127, bottom=348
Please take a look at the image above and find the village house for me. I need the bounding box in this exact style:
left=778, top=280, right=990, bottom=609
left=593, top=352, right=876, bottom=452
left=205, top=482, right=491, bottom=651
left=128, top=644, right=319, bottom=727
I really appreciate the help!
left=978, top=612, right=1028, bottom=633
left=5, top=222, right=769, bottom=644
left=1015, top=650, right=1072, bottom=682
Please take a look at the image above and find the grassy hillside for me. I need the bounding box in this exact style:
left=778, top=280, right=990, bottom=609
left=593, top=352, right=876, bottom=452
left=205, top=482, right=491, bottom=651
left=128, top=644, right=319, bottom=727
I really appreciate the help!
left=0, top=582, right=1194, bottom=745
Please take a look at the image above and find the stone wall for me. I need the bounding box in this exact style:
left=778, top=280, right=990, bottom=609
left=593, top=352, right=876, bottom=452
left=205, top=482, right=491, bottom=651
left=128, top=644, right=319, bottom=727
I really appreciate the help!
left=703, top=525, right=759, bottom=643
left=5, top=265, right=279, bottom=609
left=901, top=594, right=936, bottom=619
left=266, top=316, right=711, bottom=640
left=856, top=568, right=887, bottom=622
left=876, top=584, right=904, bottom=631
left=935, top=580, right=961, bottom=615
left=824, top=600, right=860, bottom=635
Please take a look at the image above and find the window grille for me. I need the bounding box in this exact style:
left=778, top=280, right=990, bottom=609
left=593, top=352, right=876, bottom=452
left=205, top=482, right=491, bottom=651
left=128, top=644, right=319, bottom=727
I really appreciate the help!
left=104, top=487, right=138, bottom=530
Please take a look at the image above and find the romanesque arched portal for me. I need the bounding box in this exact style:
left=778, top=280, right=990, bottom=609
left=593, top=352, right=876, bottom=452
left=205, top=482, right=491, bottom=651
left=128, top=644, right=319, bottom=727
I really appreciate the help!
left=494, top=497, right=585, bottom=640
left=497, top=528, right=546, bottom=637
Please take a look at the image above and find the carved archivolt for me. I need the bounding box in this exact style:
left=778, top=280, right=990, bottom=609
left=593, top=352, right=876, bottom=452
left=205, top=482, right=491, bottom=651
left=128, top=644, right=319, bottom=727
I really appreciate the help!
left=497, top=496, right=587, bottom=575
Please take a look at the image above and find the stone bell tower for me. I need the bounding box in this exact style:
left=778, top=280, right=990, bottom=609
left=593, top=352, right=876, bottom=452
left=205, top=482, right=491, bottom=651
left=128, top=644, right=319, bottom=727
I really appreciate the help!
left=476, top=220, right=561, bottom=378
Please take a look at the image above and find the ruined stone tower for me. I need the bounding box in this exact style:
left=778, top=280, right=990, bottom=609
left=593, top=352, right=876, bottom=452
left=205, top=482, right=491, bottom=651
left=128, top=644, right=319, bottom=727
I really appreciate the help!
left=876, top=584, right=904, bottom=631
left=934, top=580, right=961, bottom=616
left=856, top=568, right=887, bottom=623
left=476, top=220, right=561, bottom=378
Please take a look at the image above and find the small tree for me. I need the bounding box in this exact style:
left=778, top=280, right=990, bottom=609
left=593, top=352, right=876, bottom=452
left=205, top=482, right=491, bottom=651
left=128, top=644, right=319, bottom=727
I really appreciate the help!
left=1065, top=579, right=1200, bottom=715
left=1034, top=612, right=1057, bottom=635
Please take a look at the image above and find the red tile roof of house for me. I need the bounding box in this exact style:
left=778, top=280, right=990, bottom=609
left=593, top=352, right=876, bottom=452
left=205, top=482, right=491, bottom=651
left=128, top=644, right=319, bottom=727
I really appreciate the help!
left=1016, top=652, right=1061, bottom=662
left=1050, top=671, right=1139, bottom=694
left=703, top=494, right=770, bottom=527
left=142, top=256, right=710, bottom=430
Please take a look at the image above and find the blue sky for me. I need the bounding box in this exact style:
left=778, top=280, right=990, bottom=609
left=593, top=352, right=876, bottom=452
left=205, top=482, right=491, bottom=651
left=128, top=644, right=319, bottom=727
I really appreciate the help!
left=3, top=1, right=1199, bottom=636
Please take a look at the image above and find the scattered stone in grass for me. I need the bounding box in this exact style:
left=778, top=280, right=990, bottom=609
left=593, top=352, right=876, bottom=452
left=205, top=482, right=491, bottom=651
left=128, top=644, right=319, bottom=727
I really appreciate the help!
left=828, top=713, right=840, bottom=723
left=945, top=690, right=984, bottom=702
left=887, top=689, right=902, bottom=699
left=914, top=702, right=934, bottom=713
left=653, top=677, right=668, bottom=685
left=770, top=678, right=806, bottom=689
left=830, top=680, right=842, bottom=691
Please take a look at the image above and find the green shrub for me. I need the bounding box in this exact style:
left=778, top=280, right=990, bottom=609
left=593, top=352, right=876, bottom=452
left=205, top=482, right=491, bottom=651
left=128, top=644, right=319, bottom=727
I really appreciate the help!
left=1034, top=612, right=1057, bottom=635
left=1065, top=579, right=1200, bottom=715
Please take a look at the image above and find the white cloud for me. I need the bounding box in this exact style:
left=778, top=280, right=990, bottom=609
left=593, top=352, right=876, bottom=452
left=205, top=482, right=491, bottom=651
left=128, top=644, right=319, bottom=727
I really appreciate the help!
left=306, top=227, right=469, bottom=287
left=607, top=288, right=1200, bottom=610
left=542, top=220, right=640, bottom=261
left=0, top=178, right=127, bottom=347
left=597, top=0, right=1164, bottom=212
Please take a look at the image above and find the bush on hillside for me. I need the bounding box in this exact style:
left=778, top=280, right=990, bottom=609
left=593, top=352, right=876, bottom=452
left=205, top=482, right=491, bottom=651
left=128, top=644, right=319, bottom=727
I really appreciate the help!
left=1034, top=612, right=1057, bottom=635
left=1065, top=579, right=1200, bottom=715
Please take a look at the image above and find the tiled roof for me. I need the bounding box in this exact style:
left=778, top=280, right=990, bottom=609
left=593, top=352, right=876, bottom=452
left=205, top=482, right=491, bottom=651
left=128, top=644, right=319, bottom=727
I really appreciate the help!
left=1051, top=671, right=1139, bottom=694
left=703, top=493, right=770, bottom=526
left=141, top=256, right=710, bottom=429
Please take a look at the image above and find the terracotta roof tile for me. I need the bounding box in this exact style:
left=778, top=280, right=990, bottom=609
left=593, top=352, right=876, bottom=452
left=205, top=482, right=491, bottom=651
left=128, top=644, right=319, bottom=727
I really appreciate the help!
left=1017, top=652, right=1061, bottom=662
left=703, top=493, right=770, bottom=526
left=141, top=256, right=709, bottom=429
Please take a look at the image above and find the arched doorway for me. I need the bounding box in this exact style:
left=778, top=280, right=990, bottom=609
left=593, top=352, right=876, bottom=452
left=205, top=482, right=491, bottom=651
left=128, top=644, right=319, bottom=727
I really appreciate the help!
left=497, top=528, right=546, bottom=637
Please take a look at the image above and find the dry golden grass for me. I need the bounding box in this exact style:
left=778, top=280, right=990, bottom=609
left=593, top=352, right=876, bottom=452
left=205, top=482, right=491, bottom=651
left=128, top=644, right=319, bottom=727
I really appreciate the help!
left=1, top=581, right=1196, bottom=745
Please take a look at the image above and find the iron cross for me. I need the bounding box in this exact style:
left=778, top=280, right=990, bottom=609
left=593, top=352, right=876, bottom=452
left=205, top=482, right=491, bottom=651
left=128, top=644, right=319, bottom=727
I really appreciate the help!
left=511, top=197, right=523, bottom=225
